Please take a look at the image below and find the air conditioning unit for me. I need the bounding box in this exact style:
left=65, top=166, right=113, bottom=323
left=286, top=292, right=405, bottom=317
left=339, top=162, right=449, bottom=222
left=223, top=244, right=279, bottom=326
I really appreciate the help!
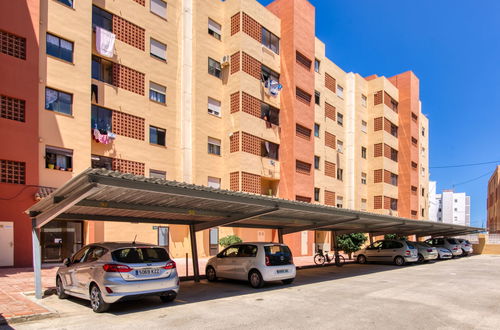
left=221, top=55, right=230, bottom=67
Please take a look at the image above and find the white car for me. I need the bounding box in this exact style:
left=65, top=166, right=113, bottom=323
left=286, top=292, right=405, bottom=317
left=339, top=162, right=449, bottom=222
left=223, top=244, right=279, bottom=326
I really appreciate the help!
left=205, top=242, right=296, bottom=288
left=425, top=238, right=463, bottom=257
left=457, top=239, right=473, bottom=256
left=437, top=247, right=453, bottom=260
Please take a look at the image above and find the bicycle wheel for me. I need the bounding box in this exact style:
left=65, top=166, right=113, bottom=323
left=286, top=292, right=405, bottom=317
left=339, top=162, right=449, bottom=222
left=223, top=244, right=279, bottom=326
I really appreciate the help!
left=314, top=254, right=326, bottom=265
left=335, top=254, right=346, bottom=267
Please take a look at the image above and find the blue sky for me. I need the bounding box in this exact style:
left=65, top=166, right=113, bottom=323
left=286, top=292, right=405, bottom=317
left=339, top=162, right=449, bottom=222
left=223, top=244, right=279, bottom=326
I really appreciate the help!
left=258, top=0, right=500, bottom=228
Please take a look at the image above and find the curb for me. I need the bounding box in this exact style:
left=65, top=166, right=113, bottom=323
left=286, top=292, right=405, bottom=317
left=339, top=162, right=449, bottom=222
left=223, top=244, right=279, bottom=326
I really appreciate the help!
left=0, top=292, right=59, bottom=326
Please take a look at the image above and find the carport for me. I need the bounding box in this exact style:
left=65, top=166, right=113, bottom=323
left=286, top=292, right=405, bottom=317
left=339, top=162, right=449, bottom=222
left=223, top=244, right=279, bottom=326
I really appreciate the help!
left=26, top=169, right=483, bottom=299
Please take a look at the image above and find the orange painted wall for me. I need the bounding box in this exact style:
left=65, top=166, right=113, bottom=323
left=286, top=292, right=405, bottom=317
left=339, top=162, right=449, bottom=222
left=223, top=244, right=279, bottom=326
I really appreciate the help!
left=267, top=0, right=316, bottom=255
left=389, top=72, right=420, bottom=219
left=0, top=0, right=40, bottom=267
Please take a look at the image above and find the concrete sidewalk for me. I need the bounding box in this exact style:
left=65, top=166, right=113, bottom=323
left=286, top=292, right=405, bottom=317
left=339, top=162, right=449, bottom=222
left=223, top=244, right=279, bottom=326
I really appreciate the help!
left=0, top=254, right=346, bottom=324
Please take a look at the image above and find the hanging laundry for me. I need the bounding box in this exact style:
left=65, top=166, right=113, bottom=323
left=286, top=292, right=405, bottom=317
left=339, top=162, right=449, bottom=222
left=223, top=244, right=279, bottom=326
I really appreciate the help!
left=93, top=128, right=101, bottom=142
left=95, top=26, right=116, bottom=58
left=268, top=79, right=282, bottom=97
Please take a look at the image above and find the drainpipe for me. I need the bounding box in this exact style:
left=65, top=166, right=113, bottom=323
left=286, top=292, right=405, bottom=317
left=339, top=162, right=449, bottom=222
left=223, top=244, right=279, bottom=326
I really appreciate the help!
left=345, top=73, right=356, bottom=209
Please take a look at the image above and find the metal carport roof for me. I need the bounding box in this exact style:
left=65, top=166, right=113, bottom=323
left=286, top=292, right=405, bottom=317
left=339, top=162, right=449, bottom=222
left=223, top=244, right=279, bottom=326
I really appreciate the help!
left=26, top=168, right=483, bottom=298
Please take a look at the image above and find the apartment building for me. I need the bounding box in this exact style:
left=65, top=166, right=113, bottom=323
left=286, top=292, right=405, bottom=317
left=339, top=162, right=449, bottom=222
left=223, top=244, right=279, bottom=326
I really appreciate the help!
left=487, top=166, right=500, bottom=233
left=429, top=182, right=470, bottom=226
left=0, top=0, right=429, bottom=267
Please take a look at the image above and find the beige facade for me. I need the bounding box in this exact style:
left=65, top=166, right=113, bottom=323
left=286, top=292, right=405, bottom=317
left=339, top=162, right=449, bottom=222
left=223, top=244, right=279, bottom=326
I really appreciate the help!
left=25, top=0, right=430, bottom=260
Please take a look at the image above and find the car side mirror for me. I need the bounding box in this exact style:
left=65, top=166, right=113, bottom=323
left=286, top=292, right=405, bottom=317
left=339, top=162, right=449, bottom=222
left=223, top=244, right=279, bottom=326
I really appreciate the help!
left=63, top=258, right=71, bottom=267
left=217, top=253, right=223, bottom=258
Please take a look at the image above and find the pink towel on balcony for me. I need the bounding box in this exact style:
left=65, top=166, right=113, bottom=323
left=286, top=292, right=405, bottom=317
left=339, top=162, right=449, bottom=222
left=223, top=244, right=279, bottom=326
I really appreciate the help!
left=96, top=26, right=115, bottom=58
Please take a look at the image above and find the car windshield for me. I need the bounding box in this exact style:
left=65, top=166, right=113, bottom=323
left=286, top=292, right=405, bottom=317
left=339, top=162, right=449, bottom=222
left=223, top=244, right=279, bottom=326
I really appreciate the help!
left=446, top=238, right=459, bottom=244
left=111, top=247, right=169, bottom=263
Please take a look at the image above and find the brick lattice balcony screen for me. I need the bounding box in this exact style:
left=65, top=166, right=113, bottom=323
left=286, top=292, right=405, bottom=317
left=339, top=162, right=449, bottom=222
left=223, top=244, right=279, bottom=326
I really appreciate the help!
left=241, top=132, right=261, bottom=156
left=231, top=52, right=240, bottom=74
left=296, top=124, right=311, bottom=140
left=374, top=143, right=383, bottom=157
left=296, top=160, right=311, bottom=175
left=325, top=131, right=336, bottom=149
left=230, top=132, right=240, bottom=153
left=112, top=111, right=145, bottom=140
left=112, top=63, right=145, bottom=95
left=296, top=87, right=311, bottom=105
left=1, top=95, right=25, bottom=122
left=112, top=158, right=145, bottom=176
left=383, top=196, right=392, bottom=210
left=242, top=52, right=261, bottom=80
left=242, top=92, right=261, bottom=117
left=325, top=161, right=336, bottom=178
left=325, top=102, right=336, bottom=121
left=230, top=171, right=240, bottom=191
left=374, top=169, right=383, bottom=183
left=374, top=196, right=383, bottom=209
left=384, top=91, right=398, bottom=112
left=325, top=73, right=336, bottom=93
left=374, top=117, right=383, bottom=131
left=132, top=0, right=145, bottom=6
left=374, top=91, right=383, bottom=105
left=112, top=15, right=145, bottom=51
left=242, top=13, right=261, bottom=42
left=230, top=92, right=240, bottom=113
left=296, top=51, right=312, bottom=70
left=0, top=159, right=26, bottom=184
left=296, top=195, right=311, bottom=203
left=324, top=190, right=336, bottom=206
left=0, top=30, right=26, bottom=60
left=241, top=171, right=261, bottom=194
left=231, top=13, right=241, bottom=36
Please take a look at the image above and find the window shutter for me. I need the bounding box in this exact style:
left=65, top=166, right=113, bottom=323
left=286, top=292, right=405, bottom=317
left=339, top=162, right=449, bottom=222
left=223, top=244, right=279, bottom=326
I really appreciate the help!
left=150, top=39, right=166, bottom=60
left=150, top=82, right=166, bottom=94
left=208, top=98, right=221, bottom=115
left=151, top=0, right=167, bottom=18
left=208, top=19, right=222, bottom=35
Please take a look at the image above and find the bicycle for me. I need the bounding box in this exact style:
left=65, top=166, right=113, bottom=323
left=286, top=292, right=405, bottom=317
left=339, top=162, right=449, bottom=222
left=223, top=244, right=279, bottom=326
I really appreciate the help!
left=313, top=249, right=345, bottom=266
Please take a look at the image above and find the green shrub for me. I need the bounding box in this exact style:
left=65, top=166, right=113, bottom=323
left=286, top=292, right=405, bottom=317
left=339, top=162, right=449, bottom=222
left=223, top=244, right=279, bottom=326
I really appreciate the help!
left=219, top=235, right=243, bottom=248
left=337, top=233, right=368, bottom=259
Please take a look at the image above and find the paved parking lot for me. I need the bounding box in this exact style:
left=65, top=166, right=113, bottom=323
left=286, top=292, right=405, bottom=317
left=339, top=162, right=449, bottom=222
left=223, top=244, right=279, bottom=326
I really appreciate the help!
left=7, top=255, right=500, bottom=330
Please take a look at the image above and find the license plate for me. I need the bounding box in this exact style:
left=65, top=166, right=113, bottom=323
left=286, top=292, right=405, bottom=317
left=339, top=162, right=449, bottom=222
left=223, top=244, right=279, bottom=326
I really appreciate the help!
left=277, top=269, right=288, bottom=274
left=137, top=268, right=161, bottom=276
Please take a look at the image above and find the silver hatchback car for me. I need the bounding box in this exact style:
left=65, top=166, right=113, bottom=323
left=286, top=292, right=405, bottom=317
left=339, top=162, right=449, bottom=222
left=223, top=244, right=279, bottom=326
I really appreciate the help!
left=56, top=242, right=180, bottom=312
left=354, top=239, right=418, bottom=266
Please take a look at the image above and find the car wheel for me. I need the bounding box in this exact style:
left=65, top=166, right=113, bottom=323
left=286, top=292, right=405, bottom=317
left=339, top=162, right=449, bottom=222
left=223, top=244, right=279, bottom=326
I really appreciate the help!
left=249, top=270, right=264, bottom=289
left=282, top=278, right=294, bottom=285
left=160, top=292, right=177, bottom=303
left=206, top=266, right=217, bottom=282
left=357, top=255, right=367, bottom=264
left=56, top=276, right=68, bottom=299
left=394, top=256, right=405, bottom=266
left=90, top=284, right=110, bottom=313
left=417, top=254, right=425, bottom=264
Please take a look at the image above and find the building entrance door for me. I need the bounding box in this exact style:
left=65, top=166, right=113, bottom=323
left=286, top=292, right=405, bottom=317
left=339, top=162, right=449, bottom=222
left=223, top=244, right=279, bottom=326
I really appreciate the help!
left=41, top=221, right=83, bottom=263
left=209, top=228, right=219, bottom=256
left=0, top=221, right=14, bottom=267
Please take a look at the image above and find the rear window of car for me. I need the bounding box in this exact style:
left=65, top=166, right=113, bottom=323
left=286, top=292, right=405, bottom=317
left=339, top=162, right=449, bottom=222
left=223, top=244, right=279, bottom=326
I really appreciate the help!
left=111, top=247, right=169, bottom=263
left=406, top=243, right=416, bottom=249
left=264, top=245, right=293, bottom=266
left=446, top=239, right=459, bottom=244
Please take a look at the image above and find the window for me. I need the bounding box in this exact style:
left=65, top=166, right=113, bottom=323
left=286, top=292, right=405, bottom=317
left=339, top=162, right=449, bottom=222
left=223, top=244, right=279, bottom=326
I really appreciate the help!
left=92, top=55, right=113, bottom=84
left=454, top=199, right=458, bottom=203
left=390, top=148, right=398, bottom=162
left=208, top=137, right=221, bottom=155
left=296, top=88, right=311, bottom=104
left=150, top=126, right=166, bottom=146
left=45, top=146, right=73, bottom=171
left=208, top=97, right=221, bottom=117
left=361, top=94, right=367, bottom=107
left=361, top=172, right=367, bottom=184
left=411, top=186, right=417, bottom=195
left=361, top=198, right=367, bottom=211
left=422, top=188, right=425, bottom=197
left=411, top=112, right=418, bottom=121
left=296, top=124, right=311, bottom=139
left=208, top=58, right=222, bottom=78
left=261, top=65, right=280, bottom=83
left=411, top=161, right=418, bottom=169
left=91, top=155, right=113, bottom=170
left=261, top=141, right=279, bottom=160
left=149, top=82, right=166, bottom=104
left=337, top=168, right=343, bottom=181
left=314, top=123, right=320, bottom=137
left=422, top=126, right=425, bottom=137
left=0, top=30, right=26, bottom=60
left=421, top=147, right=426, bottom=156
left=46, top=33, right=73, bottom=62
left=314, top=90, right=320, bottom=105
left=91, top=105, right=112, bottom=131
left=390, top=173, right=398, bottom=186
left=337, top=85, right=344, bottom=98
left=314, top=59, right=320, bottom=73
left=390, top=123, right=398, bottom=137
left=361, top=147, right=367, bottom=159
left=150, top=169, right=166, bottom=179
left=411, top=137, right=418, bottom=146
left=421, top=167, right=425, bottom=176
left=208, top=18, right=221, bottom=40
left=361, top=120, right=367, bottom=133
left=92, top=5, right=113, bottom=32
left=336, top=196, right=343, bottom=208
left=208, top=177, right=221, bottom=189
left=314, top=188, right=320, bottom=202
left=56, top=0, right=74, bottom=7
left=296, top=160, right=311, bottom=174
left=261, top=27, right=279, bottom=54
left=454, top=208, right=458, bottom=211
left=337, top=113, right=344, bottom=126
left=45, top=88, right=72, bottom=115
left=150, top=38, right=167, bottom=61
left=337, top=140, right=344, bottom=153
left=296, top=51, right=311, bottom=70
left=150, top=0, right=167, bottom=18
left=421, top=208, right=425, bottom=217
left=314, top=156, right=320, bottom=170
left=261, top=103, right=279, bottom=125
left=390, top=198, right=398, bottom=211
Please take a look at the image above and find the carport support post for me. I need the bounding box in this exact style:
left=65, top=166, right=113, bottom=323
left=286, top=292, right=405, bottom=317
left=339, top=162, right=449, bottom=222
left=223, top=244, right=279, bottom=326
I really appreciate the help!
left=369, top=233, right=373, bottom=245
left=332, top=231, right=340, bottom=265
left=277, top=228, right=284, bottom=244
left=31, top=218, right=42, bottom=299
left=189, top=224, right=200, bottom=282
